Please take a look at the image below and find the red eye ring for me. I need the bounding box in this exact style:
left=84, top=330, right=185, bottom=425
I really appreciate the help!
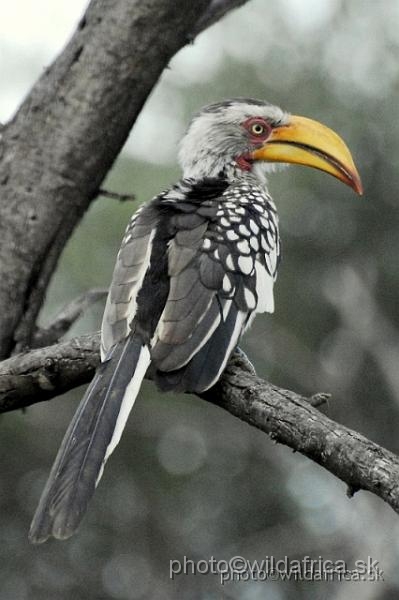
left=242, top=117, right=271, bottom=141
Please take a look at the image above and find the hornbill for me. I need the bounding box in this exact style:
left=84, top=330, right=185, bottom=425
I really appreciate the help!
left=29, top=99, right=362, bottom=543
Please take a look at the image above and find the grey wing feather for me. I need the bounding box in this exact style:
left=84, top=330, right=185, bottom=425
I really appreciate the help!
left=101, top=206, right=158, bottom=358
left=151, top=296, right=223, bottom=371
left=199, top=254, right=225, bottom=289
left=151, top=213, right=254, bottom=378
left=154, top=301, right=245, bottom=393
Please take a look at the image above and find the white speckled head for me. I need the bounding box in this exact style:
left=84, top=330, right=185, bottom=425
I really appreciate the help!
left=178, top=98, right=289, bottom=182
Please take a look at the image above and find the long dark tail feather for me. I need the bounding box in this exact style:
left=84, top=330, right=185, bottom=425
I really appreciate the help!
left=29, top=335, right=150, bottom=544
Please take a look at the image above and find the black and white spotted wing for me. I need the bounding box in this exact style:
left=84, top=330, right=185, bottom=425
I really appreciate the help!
left=102, top=178, right=280, bottom=394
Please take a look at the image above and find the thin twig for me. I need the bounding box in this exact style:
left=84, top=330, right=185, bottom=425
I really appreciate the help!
left=98, top=189, right=137, bottom=203
left=32, top=289, right=107, bottom=348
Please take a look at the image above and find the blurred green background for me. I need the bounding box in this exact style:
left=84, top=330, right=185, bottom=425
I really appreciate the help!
left=1, top=0, right=399, bottom=598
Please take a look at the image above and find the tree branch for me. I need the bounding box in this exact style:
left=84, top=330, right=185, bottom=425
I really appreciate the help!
left=0, top=334, right=100, bottom=413
left=1, top=335, right=399, bottom=516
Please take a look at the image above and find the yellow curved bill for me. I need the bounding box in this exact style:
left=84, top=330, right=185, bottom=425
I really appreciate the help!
left=251, top=115, right=363, bottom=194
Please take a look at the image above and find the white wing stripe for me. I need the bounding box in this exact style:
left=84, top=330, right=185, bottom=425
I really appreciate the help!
left=255, top=260, right=274, bottom=313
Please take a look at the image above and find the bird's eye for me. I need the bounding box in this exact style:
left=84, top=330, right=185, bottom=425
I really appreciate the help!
left=250, top=123, right=265, bottom=136
left=242, top=117, right=271, bottom=139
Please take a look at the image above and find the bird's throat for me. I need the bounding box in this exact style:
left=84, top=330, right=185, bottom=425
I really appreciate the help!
left=235, top=154, right=253, bottom=172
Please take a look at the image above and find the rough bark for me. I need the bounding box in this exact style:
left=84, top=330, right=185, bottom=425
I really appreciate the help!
left=1, top=335, right=399, bottom=516
left=0, top=335, right=100, bottom=412
left=0, top=0, right=249, bottom=358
